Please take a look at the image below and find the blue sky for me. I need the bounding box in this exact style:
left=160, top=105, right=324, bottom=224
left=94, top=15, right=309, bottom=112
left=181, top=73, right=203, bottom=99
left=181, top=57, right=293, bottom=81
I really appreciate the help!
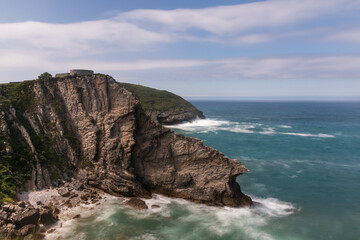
left=1, top=0, right=360, bottom=98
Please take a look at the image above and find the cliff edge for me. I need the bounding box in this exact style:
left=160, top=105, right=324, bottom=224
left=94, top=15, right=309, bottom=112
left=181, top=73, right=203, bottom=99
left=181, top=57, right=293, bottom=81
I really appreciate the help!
left=0, top=73, right=251, bottom=207
left=119, top=82, right=205, bottom=125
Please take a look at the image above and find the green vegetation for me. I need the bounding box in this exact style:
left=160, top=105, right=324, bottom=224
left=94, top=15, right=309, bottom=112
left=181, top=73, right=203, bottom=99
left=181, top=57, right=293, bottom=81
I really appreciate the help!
left=0, top=73, right=72, bottom=203
left=0, top=123, right=35, bottom=204
left=0, top=78, right=40, bottom=203
left=119, top=82, right=196, bottom=112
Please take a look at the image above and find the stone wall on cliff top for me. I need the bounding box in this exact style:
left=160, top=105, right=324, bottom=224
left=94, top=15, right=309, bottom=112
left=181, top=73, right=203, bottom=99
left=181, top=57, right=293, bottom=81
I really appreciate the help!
left=0, top=74, right=251, bottom=207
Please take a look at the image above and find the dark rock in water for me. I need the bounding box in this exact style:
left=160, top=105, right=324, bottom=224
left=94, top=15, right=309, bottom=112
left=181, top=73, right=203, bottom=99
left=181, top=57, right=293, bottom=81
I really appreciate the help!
left=57, top=187, right=70, bottom=197
left=151, top=205, right=160, bottom=209
left=126, top=198, right=148, bottom=211
left=72, top=214, right=81, bottom=219
left=12, top=208, right=40, bottom=229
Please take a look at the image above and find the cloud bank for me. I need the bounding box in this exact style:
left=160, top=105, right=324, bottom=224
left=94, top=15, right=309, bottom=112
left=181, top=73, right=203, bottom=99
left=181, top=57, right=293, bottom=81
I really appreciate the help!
left=1, top=0, right=360, bottom=86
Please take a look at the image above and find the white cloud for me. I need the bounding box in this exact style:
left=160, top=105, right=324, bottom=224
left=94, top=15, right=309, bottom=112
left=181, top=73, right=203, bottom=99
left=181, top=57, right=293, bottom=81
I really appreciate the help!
left=1, top=0, right=360, bottom=85
left=120, top=0, right=357, bottom=35
left=0, top=20, right=171, bottom=56
left=2, top=50, right=360, bottom=82
left=0, top=0, right=358, bottom=59
left=327, top=29, right=360, bottom=43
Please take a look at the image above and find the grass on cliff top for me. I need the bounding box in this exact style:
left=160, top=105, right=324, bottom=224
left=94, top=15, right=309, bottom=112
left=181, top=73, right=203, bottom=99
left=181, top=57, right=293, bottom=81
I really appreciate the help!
left=118, top=82, right=196, bottom=112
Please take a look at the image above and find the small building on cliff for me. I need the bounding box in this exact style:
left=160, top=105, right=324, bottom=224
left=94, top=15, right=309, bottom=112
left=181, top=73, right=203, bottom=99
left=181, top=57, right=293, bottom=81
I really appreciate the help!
left=55, top=69, right=94, bottom=78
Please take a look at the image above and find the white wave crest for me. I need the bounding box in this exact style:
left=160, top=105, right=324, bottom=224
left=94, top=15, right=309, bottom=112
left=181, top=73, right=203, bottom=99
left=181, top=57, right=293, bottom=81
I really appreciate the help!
left=280, top=132, right=335, bottom=138
left=169, top=118, right=335, bottom=139
left=260, top=127, right=276, bottom=135
left=251, top=197, right=297, bottom=217
left=169, top=118, right=260, bottom=134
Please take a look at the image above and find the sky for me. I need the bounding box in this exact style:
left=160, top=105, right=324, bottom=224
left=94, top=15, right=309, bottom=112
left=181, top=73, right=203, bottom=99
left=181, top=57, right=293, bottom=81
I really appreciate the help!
left=0, top=0, right=360, bottom=99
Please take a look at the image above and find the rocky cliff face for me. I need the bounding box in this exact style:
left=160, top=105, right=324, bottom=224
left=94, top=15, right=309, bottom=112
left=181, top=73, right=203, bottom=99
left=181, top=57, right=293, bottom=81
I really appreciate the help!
left=0, top=74, right=251, bottom=207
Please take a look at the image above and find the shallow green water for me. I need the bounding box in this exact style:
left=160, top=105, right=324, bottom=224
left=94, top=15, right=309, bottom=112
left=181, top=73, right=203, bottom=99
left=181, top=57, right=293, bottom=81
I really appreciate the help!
left=47, top=101, right=360, bottom=240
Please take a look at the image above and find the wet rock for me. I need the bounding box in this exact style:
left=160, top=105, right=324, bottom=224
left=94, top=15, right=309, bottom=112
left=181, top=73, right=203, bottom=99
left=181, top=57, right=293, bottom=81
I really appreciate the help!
left=72, top=214, right=81, bottom=219
left=151, top=205, right=160, bottom=209
left=125, top=198, right=148, bottom=211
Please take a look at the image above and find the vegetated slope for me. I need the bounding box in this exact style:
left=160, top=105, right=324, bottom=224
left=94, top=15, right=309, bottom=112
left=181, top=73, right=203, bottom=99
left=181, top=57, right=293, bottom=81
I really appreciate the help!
left=119, top=83, right=204, bottom=125
left=0, top=73, right=251, bottom=208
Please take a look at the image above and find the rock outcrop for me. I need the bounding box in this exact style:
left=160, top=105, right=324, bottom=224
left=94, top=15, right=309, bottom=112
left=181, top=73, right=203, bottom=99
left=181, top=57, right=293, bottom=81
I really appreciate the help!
left=125, top=198, right=148, bottom=211
left=145, top=109, right=205, bottom=125
left=118, top=82, right=205, bottom=125
left=0, top=74, right=251, bottom=208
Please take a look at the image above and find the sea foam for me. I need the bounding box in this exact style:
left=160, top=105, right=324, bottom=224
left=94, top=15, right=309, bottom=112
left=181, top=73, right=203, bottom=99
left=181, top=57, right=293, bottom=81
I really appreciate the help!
left=170, top=118, right=335, bottom=138
left=46, top=194, right=297, bottom=240
left=280, top=132, right=335, bottom=138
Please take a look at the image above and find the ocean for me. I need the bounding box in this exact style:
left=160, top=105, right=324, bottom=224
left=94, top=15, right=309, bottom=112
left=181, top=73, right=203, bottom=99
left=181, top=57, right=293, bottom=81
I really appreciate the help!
left=47, top=101, right=360, bottom=240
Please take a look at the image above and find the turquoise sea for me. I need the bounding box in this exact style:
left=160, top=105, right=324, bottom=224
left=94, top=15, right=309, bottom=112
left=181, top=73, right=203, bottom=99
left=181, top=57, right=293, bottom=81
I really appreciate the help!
left=49, top=101, right=360, bottom=240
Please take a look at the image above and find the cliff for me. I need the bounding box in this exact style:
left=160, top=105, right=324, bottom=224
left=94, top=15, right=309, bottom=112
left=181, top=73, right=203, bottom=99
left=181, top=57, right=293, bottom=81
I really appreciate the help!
left=0, top=73, right=251, bottom=207
left=119, top=82, right=205, bottom=125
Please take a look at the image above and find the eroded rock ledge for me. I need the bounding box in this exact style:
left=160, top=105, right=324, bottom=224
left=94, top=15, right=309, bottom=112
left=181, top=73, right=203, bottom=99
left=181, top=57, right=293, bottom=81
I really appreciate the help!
left=0, top=74, right=251, bottom=209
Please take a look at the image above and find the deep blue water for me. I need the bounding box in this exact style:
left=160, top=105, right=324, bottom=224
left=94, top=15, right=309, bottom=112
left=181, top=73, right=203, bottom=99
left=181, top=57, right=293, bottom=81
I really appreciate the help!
left=49, top=101, right=360, bottom=240
left=177, top=101, right=360, bottom=240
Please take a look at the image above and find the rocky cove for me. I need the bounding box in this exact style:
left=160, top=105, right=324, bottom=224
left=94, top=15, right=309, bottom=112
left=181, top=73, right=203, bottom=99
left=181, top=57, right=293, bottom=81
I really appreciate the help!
left=0, top=74, right=251, bottom=239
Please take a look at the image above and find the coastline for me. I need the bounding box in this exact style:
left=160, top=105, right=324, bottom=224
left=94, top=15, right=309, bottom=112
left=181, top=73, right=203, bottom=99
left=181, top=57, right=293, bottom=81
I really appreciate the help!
left=37, top=188, right=296, bottom=240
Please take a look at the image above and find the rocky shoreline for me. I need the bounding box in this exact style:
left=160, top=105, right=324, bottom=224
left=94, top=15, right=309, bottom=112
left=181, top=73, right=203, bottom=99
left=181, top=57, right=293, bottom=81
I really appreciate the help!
left=1, top=180, right=158, bottom=239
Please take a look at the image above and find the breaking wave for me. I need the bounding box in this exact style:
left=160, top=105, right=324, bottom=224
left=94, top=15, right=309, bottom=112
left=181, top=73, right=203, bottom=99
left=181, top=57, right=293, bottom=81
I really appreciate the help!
left=46, top=194, right=297, bottom=240
left=169, top=118, right=335, bottom=138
